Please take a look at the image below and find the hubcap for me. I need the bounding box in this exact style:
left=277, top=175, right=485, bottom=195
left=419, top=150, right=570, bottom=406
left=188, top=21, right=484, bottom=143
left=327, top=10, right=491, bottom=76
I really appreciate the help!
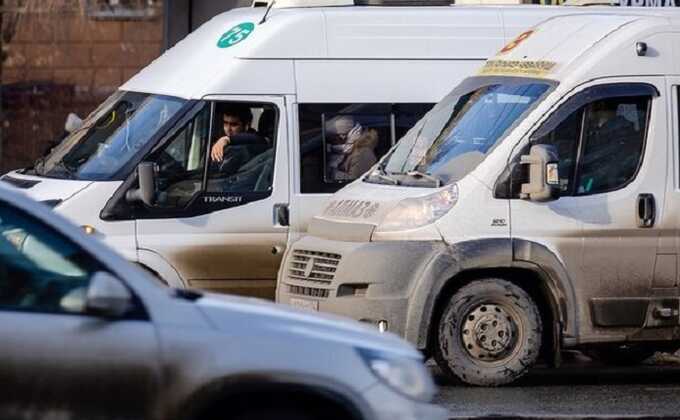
left=461, top=303, right=518, bottom=362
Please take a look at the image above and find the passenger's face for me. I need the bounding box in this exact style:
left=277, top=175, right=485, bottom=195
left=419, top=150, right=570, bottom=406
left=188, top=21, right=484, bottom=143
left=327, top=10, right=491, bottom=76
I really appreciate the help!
left=331, top=118, right=354, bottom=144
left=223, top=115, right=245, bottom=137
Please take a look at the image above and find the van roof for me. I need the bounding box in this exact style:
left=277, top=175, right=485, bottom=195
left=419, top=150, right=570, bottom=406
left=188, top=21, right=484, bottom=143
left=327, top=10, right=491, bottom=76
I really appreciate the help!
left=122, top=5, right=680, bottom=99
left=479, top=12, right=680, bottom=82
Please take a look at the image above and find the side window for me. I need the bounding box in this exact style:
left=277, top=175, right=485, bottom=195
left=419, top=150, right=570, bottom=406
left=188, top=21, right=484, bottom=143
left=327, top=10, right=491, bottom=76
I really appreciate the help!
left=576, top=97, right=649, bottom=194
left=527, top=84, right=654, bottom=197
left=206, top=103, right=278, bottom=194
left=299, top=103, right=434, bottom=194
left=0, top=204, right=104, bottom=315
left=152, top=104, right=211, bottom=209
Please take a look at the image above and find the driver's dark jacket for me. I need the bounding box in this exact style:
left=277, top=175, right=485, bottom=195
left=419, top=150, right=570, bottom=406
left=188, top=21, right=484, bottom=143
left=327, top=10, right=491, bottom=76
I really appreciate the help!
left=215, top=130, right=269, bottom=175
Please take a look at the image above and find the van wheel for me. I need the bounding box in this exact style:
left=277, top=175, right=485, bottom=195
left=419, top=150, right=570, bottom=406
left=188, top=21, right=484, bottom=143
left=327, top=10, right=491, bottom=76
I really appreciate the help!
left=586, top=345, right=656, bottom=366
left=435, top=278, right=542, bottom=386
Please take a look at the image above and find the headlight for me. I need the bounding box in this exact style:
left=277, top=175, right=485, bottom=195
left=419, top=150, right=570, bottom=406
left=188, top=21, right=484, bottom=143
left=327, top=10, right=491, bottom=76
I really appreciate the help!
left=357, top=348, right=435, bottom=402
left=375, top=183, right=458, bottom=233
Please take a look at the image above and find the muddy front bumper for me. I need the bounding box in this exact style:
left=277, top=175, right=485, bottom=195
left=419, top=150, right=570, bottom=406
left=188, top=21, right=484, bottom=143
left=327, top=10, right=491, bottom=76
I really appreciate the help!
left=276, top=235, right=455, bottom=349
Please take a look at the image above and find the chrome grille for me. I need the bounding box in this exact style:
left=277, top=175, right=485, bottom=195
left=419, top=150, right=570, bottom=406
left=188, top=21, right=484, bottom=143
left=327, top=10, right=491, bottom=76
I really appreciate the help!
left=288, top=249, right=341, bottom=284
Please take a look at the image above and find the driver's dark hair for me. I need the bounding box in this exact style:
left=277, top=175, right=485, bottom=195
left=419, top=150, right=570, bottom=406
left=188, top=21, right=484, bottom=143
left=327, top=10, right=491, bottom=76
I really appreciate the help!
left=219, top=104, right=253, bottom=127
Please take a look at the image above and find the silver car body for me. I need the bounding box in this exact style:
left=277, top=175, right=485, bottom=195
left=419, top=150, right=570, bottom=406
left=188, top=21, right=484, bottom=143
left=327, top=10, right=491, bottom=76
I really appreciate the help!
left=0, top=185, right=446, bottom=420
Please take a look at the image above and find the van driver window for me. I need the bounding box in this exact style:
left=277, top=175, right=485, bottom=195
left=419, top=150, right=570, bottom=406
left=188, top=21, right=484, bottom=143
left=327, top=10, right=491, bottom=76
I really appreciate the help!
left=206, top=103, right=278, bottom=194
left=152, top=104, right=211, bottom=209
left=146, top=101, right=278, bottom=211
left=530, top=86, right=651, bottom=197
left=299, top=103, right=434, bottom=194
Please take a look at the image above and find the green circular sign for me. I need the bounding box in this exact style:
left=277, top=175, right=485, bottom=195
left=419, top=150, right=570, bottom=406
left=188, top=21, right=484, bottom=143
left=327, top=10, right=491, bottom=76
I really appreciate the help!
left=217, top=22, right=255, bottom=49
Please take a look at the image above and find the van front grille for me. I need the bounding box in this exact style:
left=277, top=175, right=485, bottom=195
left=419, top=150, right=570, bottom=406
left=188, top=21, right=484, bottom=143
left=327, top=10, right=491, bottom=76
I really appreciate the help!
left=287, top=249, right=341, bottom=284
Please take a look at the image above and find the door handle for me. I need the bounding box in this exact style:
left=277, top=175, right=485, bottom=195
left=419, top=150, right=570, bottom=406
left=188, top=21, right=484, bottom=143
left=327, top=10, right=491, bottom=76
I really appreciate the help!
left=637, top=193, right=655, bottom=228
left=273, top=203, right=289, bottom=227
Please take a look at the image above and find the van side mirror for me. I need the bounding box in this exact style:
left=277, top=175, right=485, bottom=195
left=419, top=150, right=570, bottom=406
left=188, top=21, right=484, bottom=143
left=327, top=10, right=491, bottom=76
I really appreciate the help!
left=85, top=272, right=133, bottom=318
left=520, top=144, right=560, bottom=202
left=125, top=162, right=156, bottom=206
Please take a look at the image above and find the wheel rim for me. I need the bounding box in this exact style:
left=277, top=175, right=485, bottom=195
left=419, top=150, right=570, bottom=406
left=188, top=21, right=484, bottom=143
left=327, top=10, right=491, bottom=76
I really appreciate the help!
left=460, top=303, right=523, bottom=366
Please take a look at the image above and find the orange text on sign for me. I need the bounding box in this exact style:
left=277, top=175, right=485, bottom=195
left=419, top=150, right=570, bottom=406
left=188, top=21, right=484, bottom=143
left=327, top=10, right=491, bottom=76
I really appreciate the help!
left=500, top=30, right=534, bottom=54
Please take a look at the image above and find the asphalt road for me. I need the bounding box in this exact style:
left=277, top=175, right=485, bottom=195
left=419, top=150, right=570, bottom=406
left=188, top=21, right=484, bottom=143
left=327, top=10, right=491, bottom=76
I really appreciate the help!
left=432, top=352, right=680, bottom=419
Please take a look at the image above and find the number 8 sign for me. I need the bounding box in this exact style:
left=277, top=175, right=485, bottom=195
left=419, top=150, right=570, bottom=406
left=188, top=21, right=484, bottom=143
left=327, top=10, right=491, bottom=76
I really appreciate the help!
left=499, top=30, right=534, bottom=54
left=217, top=23, right=255, bottom=49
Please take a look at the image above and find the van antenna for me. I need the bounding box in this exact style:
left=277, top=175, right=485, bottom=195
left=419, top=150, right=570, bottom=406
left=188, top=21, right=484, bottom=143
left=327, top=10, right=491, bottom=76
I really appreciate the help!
left=259, top=0, right=276, bottom=25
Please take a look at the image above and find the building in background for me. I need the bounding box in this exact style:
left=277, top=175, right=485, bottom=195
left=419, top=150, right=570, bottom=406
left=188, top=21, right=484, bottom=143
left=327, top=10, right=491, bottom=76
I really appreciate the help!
left=0, top=0, right=165, bottom=172
left=0, top=0, right=255, bottom=172
left=165, top=0, right=250, bottom=49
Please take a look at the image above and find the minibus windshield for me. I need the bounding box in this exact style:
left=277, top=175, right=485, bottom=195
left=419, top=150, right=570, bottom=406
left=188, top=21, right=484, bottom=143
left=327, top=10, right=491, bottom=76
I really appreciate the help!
left=368, top=77, right=553, bottom=187
left=34, top=91, right=187, bottom=181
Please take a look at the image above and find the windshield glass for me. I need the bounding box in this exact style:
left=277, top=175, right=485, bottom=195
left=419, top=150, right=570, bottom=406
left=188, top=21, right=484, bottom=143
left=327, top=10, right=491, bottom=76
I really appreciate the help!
left=35, top=91, right=187, bottom=181
left=371, top=77, right=553, bottom=186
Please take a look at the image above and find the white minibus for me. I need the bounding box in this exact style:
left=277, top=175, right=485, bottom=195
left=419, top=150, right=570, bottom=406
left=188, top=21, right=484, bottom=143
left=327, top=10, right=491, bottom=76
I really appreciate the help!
left=5, top=1, right=588, bottom=298
left=278, top=10, right=680, bottom=385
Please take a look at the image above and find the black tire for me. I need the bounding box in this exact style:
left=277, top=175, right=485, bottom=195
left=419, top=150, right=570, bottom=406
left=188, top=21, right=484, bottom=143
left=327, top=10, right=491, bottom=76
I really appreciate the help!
left=586, top=345, right=656, bottom=366
left=435, top=278, right=542, bottom=386
left=230, top=408, right=316, bottom=420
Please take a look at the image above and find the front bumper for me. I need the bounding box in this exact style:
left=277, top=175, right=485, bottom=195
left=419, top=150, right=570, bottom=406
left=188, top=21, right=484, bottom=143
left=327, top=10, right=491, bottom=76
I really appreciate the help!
left=277, top=235, right=450, bottom=347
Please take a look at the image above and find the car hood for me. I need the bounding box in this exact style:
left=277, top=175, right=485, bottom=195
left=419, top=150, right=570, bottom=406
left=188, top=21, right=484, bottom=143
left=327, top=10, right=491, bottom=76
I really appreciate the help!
left=196, top=293, right=421, bottom=359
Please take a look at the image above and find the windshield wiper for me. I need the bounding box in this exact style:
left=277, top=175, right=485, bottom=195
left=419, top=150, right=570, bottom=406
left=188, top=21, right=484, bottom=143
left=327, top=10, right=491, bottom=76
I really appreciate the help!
left=33, top=156, right=46, bottom=175
left=53, top=161, right=77, bottom=180
left=367, top=163, right=399, bottom=186
left=405, top=170, right=442, bottom=187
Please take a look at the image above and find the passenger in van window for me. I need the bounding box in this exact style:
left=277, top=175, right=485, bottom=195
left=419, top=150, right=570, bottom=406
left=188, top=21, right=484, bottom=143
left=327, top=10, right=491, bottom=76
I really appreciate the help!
left=325, top=116, right=379, bottom=181
left=342, top=126, right=379, bottom=179
left=210, top=105, right=270, bottom=174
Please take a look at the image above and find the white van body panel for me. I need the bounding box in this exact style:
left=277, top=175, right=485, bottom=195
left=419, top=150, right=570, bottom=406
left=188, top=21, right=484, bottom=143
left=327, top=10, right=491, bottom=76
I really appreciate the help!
left=295, top=60, right=483, bottom=103
left=322, top=7, right=503, bottom=59
left=4, top=171, right=92, bottom=202
left=54, top=181, right=138, bottom=261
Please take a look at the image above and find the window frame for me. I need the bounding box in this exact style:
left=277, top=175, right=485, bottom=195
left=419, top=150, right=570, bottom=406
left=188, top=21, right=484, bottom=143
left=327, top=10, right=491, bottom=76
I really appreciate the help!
left=509, top=83, right=658, bottom=198
left=113, top=99, right=281, bottom=220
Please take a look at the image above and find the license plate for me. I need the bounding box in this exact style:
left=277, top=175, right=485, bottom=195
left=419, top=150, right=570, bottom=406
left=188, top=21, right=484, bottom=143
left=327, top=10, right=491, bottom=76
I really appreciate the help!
left=290, top=298, right=319, bottom=312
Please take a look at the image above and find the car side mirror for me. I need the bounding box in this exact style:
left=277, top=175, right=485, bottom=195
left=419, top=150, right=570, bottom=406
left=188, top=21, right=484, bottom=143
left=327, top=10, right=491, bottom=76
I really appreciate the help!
left=125, top=162, right=156, bottom=206
left=520, top=144, right=560, bottom=202
left=86, top=272, right=134, bottom=318
left=64, top=113, right=83, bottom=134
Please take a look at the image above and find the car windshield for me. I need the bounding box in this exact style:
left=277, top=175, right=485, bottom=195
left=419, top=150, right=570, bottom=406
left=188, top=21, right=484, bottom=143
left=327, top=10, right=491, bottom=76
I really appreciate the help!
left=35, top=91, right=187, bottom=181
left=368, top=77, right=553, bottom=187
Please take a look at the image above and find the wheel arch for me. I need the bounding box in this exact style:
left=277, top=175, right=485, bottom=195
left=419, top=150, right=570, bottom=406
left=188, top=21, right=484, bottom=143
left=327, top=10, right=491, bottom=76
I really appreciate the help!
left=176, top=374, right=368, bottom=420
left=410, top=238, right=578, bottom=365
left=137, top=248, right=186, bottom=288
left=426, top=267, right=562, bottom=366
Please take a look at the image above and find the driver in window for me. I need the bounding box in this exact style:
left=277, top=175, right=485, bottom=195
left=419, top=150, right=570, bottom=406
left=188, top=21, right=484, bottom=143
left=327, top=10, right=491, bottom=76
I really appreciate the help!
left=579, top=100, right=639, bottom=193
left=210, top=105, right=269, bottom=174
